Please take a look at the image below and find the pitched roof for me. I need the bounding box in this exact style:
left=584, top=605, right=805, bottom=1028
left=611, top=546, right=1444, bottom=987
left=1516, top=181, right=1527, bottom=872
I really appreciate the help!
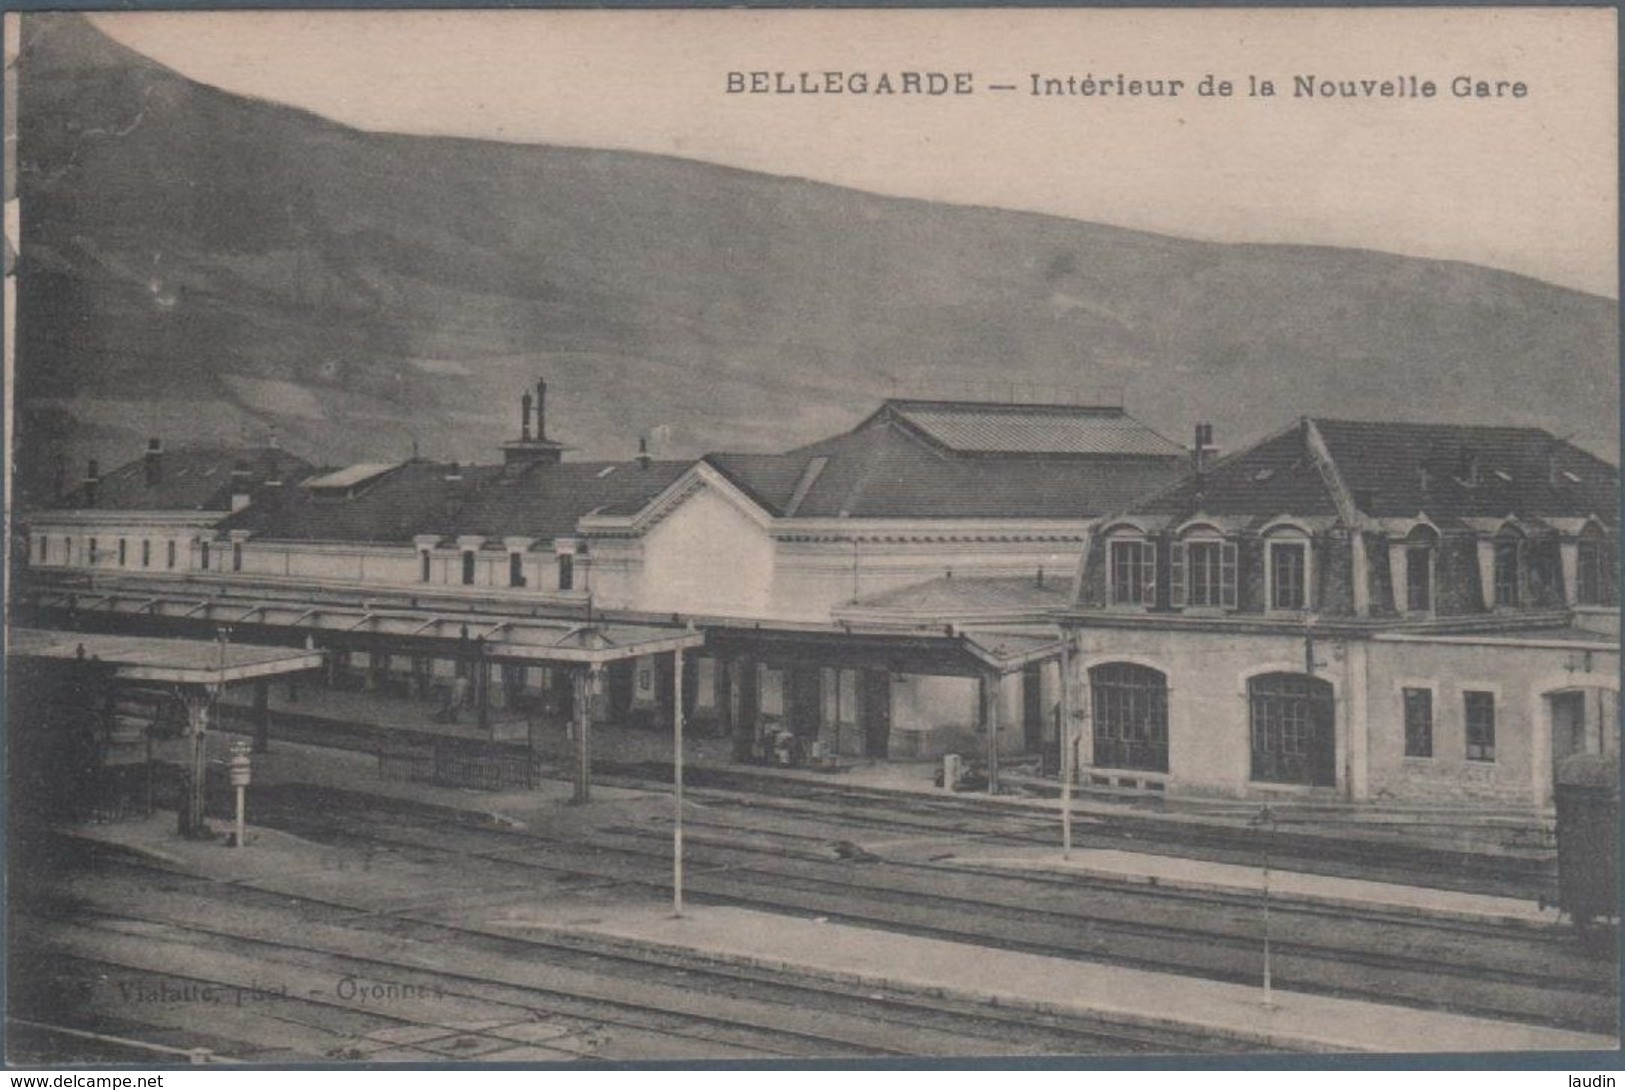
left=707, top=413, right=1184, bottom=521
left=1313, top=418, right=1618, bottom=522
left=880, top=399, right=1186, bottom=458
left=219, top=457, right=689, bottom=545
left=445, top=458, right=689, bottom=540
left=1133, top=418, right=1618, bottom=525
left=1135, top=423, right=1341, bottom=518
left=53, top=445, right=314, bottom=512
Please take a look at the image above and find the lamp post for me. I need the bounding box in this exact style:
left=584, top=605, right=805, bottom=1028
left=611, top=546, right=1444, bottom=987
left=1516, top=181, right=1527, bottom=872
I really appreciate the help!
left=228, top=740, right=252, bottom=848
left=1250, top=803, right=1278, bottom=1010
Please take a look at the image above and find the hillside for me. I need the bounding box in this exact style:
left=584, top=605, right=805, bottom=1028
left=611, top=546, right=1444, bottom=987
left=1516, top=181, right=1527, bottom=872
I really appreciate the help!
left=14, top=13, right=1618, bottom=504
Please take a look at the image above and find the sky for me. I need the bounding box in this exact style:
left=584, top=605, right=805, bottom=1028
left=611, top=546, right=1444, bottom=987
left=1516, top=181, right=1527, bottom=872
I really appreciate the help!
left=78, top=8, right=1622, bottom=298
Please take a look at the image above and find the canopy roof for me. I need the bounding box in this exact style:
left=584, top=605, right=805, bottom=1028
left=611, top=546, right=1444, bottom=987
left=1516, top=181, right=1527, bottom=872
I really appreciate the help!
left=9, top=628, right=324, bottom=685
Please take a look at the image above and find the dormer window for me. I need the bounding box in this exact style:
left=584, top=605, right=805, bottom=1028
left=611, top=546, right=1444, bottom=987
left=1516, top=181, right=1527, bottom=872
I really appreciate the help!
left=461, top=550, right=477, bottom=586
left=1402, top=525, right=1439, bottom=615
left=1171, top=535, right=1237, bottom=609
left=1577, top=531, right=1607, bottom=606
left=1109, top=538, right=1156, bottom=606
left=1267, top=539, right=1309, bottom=611
left=1493, top=534, right=1521, bottom=607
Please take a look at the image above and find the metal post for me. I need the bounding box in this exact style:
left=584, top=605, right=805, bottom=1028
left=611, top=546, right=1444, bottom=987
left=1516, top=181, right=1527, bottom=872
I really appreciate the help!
left=1059, top=639, right=1073, bottom=860
left=252, top=679, right=270, bottom=754
left=673, top=644, right=685, bottom=918
left=572, top=664, right=597, bottom=804
left=983, top=670, right=1001, bottom=795
left=1252, top=804, right=1276, bottom=1010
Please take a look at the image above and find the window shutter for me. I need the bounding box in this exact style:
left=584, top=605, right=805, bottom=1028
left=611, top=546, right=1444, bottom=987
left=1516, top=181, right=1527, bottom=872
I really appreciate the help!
left=1169, top=542, right=1186, bottom=607
left=1221, top=541, right=1238, bottom=608
left=1141, top=543, right=1157, bottom=606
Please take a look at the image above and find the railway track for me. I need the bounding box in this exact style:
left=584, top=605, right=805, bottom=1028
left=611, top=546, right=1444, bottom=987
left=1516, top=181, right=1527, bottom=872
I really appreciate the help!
left=18, top=844, right=1245, bottom=1061
left=243, top=785, right=1615, bottom=1035
left=211, top=713, right=1558, bottom=900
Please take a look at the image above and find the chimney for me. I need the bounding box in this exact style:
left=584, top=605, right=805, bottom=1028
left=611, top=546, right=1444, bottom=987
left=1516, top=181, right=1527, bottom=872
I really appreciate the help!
left=536, top=377, right=548, bottom=442
left=1457, top=448, right=1479, bottom=486
left=1418, top=465, right=1431, bottom=493
left=144, top=438, right=164, bottom=486
left=83, top=459, right=100, bottom=507
left=636, top=435, right=652, bottom=470
left=1193, top=422, right=1214, bottom=477
left=230, top=458, right=254, bottom=512
left=521, top=389, right=533, bottom=442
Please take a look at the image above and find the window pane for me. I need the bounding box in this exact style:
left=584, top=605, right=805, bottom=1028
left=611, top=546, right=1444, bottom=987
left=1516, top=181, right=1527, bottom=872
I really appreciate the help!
left=1271, top=543, right=1306, bottom=610
left=1406, top=547, right=1432, bottom=612
left=1403, top=687, right=1432, bottom=758
left=1494, top=540, right=1519, bottom=606
left=1090, top=663, right=1168, bottom=772
left=1578, top=540, right=1603, bottom=605
left=1111, top=541, right=1152, bottom=605
left=1465, top=691, right=1496, bottom=761
left=1188, top=542, right=1222, bottom=607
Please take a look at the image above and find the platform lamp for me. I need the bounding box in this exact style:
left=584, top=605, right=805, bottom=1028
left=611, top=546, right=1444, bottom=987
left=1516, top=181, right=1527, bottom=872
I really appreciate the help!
left=1249, top=804, right=1278, bottom=1010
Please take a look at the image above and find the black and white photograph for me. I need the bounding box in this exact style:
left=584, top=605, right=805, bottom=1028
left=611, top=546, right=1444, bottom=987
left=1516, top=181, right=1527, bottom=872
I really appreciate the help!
left=2, top=6, right=1619, bottom=1068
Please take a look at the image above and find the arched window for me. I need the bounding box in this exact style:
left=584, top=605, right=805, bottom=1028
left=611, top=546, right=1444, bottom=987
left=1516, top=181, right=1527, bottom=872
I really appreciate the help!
left=1171, top=527, right=1237, bottom=609
left=1105, top=532, right=1156, bottom=607
left=1090, top=663, right=1169, bottom=772
left=1403, top=525, right=1439, bottom=614
left=1493, top=527, right=1523, bottom=607
left=1262, top=527, right=1313, bottom=612
left=1248, top=672, right=1335, bottom=786
left=1577, top=525, right=1610, bottom=606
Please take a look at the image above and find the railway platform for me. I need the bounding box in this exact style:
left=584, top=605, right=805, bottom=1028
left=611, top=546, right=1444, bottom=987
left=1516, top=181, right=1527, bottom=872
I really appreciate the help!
left=56, top=810, right=1617, bottom=1057
left=225, top=682, right=1556, bottom=860
left=178, top=732, right=1566, bottom=933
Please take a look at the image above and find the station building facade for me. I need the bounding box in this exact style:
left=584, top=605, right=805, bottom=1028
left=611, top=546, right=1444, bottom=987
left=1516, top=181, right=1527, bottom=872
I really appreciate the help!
left=1062, top=417, right=1620, bottom=807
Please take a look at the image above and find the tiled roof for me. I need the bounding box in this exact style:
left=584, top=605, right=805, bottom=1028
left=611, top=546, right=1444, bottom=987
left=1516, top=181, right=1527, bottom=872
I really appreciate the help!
left=709, top=417, right=1183, bottom=521
left=53, top=445, right=314, bottom=512
left=304, top=463, right=402, bottom=491
left=1313, top=418, right=1619, bottom=522
left=218, top=461, right=497, bottom=542
left=1132, top=418, right=1618, bottom=525
left=219, top=457, right=688, bottom=545
left=883, top=399, right=1186, bottom=458
left=1134, top=423, right=1340, bottom=517
left=446, top=459, right=689, bottom=540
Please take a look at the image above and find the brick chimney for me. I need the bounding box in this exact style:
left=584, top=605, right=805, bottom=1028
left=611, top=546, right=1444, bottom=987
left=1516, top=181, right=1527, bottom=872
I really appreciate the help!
left=230, top=459, right=254, bottom=512
left=1192, top=422, right=1214, bottom=477
left=144, top=438, right=164, bottom=486
left=636, top=435, right=652, bottom=470
left=500, top=376, right=567, bottom=467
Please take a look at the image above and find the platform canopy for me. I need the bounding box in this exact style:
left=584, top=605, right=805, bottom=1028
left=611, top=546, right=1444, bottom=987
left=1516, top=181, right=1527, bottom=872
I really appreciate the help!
left=9, top=628, right=325, bottom=686
left=23, top=586, right=705, bottom=666
left=703, top=620, right=1063, bottom=677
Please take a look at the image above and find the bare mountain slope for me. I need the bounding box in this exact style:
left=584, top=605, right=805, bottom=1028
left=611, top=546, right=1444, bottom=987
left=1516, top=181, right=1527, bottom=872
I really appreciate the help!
left=14, top=13, right=1617, bottom=504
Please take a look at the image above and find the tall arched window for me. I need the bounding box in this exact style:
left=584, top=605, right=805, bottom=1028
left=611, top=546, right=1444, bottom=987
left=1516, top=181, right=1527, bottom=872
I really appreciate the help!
left=1090, top=663, right=1169, bottom=773
left=1493, top=527, right=1523, bottom=607
left=1248, top=672, right=1335, bottom=786
left=1403, top=525, right=1439, bottom=614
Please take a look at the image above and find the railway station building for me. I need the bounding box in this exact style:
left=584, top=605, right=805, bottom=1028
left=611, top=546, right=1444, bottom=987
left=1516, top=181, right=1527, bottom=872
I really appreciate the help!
left=1061, top=417, right=1620, bottom=807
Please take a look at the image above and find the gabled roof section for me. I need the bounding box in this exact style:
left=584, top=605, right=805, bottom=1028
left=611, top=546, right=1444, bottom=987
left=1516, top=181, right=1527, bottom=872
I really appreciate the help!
left=707, top=415, right=1180, bottom=521
left=304, top=463, right=402, bottom=494
left=219, top=456, right=691, bottom=545
left=876, top=399, right=1185, bottom=458
left=217, top=460, right=501, bottom=543
left=445, top=458, right=690, bottom=539
left=51, top=445, right=314, bottom=512
left=1129, top=417, right=1620, bottom=526
left=1131, top=421, right=1341, bottom=519
left=1311, top=418, right=1619, bottom=523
